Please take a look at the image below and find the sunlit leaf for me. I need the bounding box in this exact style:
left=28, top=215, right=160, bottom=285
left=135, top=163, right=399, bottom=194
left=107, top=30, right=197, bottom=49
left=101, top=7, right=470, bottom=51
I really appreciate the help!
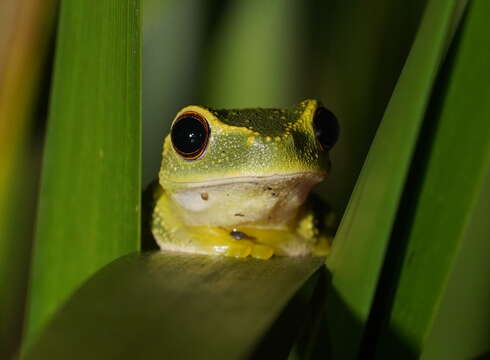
left=23, top=0, right=141, bottom=347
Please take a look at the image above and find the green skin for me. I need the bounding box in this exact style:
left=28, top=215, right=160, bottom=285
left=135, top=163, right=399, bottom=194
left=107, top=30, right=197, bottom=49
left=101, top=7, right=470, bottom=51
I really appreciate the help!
left=152, top=99, right=336, bottom=259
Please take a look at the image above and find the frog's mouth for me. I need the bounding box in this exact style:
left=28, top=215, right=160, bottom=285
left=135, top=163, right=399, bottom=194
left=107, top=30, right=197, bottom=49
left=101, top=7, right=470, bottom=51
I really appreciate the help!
left=167, top=171, right=327, bottom=188
left=168, top=171, right=327, bottom=228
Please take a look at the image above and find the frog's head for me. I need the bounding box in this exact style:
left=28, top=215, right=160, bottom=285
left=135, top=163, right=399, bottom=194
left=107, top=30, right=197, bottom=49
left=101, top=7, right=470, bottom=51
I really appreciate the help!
left=159, top=99, right=339, bottom=227
left=160, top=99, right=339, bottom=185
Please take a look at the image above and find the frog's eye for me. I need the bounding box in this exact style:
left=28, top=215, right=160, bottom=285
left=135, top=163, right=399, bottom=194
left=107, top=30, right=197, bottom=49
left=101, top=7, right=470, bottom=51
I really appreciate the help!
left=171, top=112, right=210, bottom=159
left=313, top=106, right=339, bottom=151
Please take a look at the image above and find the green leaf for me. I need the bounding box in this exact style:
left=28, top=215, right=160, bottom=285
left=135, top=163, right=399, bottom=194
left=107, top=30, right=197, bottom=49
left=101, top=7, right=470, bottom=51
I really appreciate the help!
left=324, top=0, right=464, bottom=357
left=24, top=252, right=323, bottom=359
left=23, top=0, right=141, bottom=347
left=374, top=0, right=490, bottom=357
left=0, top=0, right=57, bottom=356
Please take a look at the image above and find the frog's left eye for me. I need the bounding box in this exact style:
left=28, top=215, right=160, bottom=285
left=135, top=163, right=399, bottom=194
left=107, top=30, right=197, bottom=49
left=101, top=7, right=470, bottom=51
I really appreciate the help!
left=313, top=106, right=339, bottom=151
left=171, top=112, right=210, bottom=160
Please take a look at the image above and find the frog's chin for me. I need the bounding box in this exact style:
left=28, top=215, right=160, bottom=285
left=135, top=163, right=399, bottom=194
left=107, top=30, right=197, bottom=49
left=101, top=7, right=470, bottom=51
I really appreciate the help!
left=168, top=171, right=327, bottom=228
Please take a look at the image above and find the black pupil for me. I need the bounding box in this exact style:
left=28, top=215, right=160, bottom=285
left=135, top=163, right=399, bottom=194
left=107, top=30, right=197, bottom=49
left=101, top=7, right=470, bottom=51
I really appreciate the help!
left=313, top=107, right=339, bottom=150
left=171, top=116, right=207, bottom=156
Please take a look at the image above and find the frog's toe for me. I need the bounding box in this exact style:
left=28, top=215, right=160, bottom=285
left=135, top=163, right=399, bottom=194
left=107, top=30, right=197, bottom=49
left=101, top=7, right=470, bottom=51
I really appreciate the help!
left=250, top=244, right=275, bottom=260
left=219, top=241, right=275, bottom=259
left=312, top=236, right=331, bottom=256
left=221, top=242, right=252, bottom=258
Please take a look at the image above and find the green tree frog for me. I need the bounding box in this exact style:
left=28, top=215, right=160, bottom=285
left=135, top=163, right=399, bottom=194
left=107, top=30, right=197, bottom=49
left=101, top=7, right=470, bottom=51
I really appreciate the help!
left=151, top=99, right=339, bottom=260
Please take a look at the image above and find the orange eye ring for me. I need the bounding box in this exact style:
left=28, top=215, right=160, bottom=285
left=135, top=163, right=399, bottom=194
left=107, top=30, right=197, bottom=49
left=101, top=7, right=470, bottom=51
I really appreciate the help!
left=171, top=112, right=210, bottom=160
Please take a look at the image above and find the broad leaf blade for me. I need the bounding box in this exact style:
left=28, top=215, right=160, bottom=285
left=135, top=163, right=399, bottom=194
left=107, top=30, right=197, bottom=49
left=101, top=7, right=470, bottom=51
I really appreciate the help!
left=24, top=0, right=141, bottom=346
left=375, top=0, right=490, bottom=356
left=25, top=252, right=323, bottom=359
left=324, top=0, right=464, bottom=357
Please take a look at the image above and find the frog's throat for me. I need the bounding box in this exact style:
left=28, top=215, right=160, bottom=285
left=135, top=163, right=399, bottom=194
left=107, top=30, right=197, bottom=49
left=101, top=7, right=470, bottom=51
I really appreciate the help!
left=164, top=171, right=326, bottom=228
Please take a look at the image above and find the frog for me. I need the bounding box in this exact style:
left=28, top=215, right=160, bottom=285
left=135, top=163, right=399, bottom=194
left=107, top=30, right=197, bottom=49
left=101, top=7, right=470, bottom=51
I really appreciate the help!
left=149, top=99, right=339, bottom=260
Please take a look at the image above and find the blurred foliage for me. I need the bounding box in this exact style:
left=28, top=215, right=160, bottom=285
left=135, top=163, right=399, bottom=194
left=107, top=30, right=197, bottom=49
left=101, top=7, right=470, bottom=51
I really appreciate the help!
left=23, top=0, right=141, bottom=348
left=0, top=0, right=57, bottom=357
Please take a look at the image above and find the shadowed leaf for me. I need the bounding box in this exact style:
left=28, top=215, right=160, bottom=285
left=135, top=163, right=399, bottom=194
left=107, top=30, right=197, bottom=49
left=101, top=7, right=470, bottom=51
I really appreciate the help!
left=324, top=0, right=465, bottom=357
left=25, top=252, right=323, bottom=359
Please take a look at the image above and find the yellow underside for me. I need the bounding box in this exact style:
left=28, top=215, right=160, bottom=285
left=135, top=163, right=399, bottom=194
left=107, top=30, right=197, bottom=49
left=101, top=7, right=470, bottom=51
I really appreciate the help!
left=152, top=192, right=330, bottom=260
